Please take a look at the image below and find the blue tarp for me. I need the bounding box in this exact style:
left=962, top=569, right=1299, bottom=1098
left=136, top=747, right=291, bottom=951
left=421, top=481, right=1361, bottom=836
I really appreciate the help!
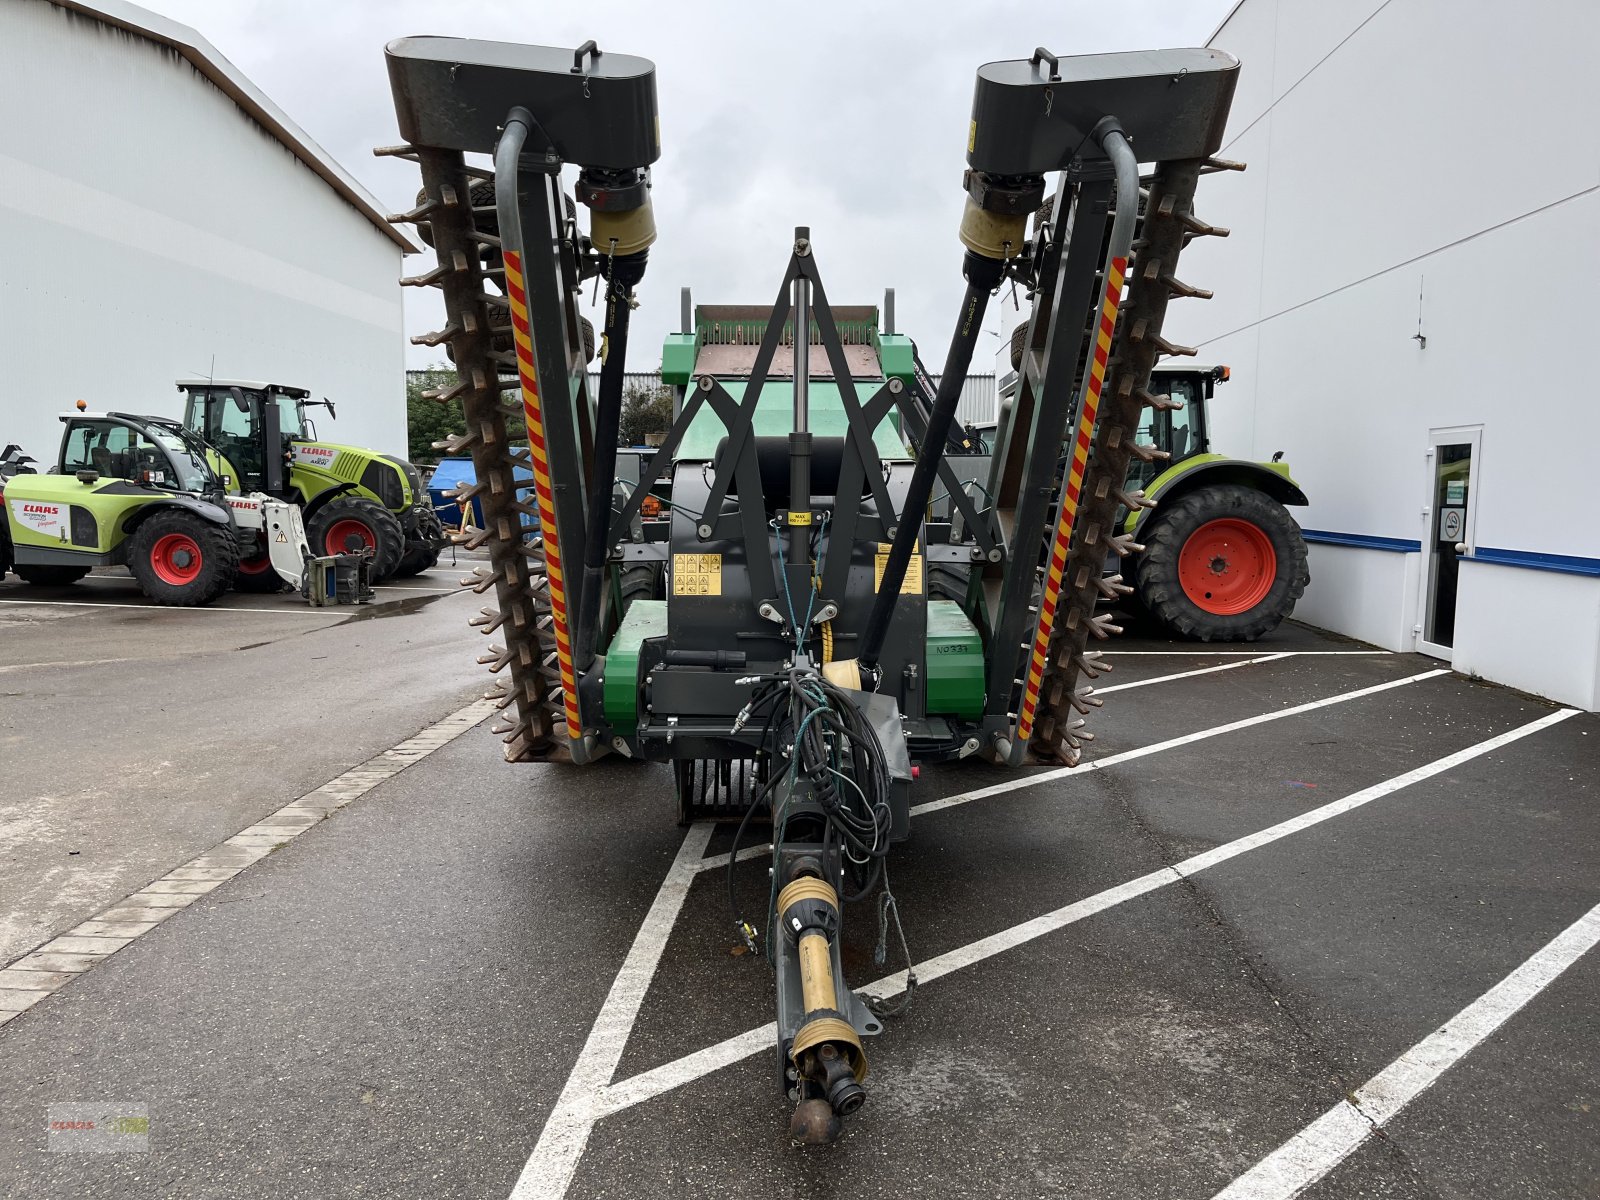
left=427, top=457, right=535, bottom=529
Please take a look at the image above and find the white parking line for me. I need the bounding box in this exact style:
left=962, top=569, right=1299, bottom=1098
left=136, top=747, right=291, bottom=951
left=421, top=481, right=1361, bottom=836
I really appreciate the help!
left=908, top=669, right=1448, bottom=819
left=511, top=685, right=1574, bottom=1199
left=696, top=669, right=1446, bottom=869
left=0, top=598, right=334, bottom=616
left=595, top=709, right=1578, bottom=1126
left=508, top=822, right=714, bottom=1200
left=0, top=697, right=496, bottom=1028
left=1101, top=650, right=1391, bottom=656
left=1095, top=652, right=1292, bottom=693
left=1213, top=893, right=1600, bottom=1200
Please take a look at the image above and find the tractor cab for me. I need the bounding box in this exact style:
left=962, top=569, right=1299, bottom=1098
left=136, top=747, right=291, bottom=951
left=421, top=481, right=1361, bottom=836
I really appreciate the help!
left=56, top=411, right=218, bottom=495
left=1128, top=364, right=1229, bottom=490
left=176, top=380, right=330, bottom=496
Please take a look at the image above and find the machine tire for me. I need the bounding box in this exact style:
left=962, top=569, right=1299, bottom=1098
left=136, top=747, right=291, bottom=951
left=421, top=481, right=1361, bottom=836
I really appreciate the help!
left=1008, top=321, right=1028, bottom=372
left=392, top=508, right=445, bottom=578
left=617, top=563, right=660, bottom=619
left=15, top=565, right=91, bottom=587
left=307, top=498, right=404, bottom=581
left=234, top=550, right=288, bottom=593
left=128, top=511, right=238, bottom=606
left=392, top=543, right=441, bottom=578
left=1134, top=484, right=1309, bottom=642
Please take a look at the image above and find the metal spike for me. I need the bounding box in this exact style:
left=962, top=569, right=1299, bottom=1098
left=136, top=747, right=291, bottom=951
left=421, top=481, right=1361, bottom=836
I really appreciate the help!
left=1179, top=212, right=1229, bottom=238
left=386, top=198, right=437, bottom=225
left=1201, top=155, right=1247, bottom=173
left=1106, top=533, right=1143, bottom=559
left=1130, top=320, right=1196, bottom=357
left=1161, top=274, right=1213, bottom=300
left=1094, top=573, right=1133, bottom=600
left=1125, top=441, right=1170, bottom=464
left=410, top=323, right=462, bottom=348
left=1114, top=487, right=1156, bottom=512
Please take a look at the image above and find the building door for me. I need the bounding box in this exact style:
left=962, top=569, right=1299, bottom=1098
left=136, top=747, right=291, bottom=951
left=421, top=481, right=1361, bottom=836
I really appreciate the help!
left=1416, top=427, right=1481, bottom=660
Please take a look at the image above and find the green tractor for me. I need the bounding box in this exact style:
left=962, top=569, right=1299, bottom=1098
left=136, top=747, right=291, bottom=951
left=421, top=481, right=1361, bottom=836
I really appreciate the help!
left=1119, top=363, right=1309, bottom=641
left=1, top=410, right=251, bottom=604
left=1003, top=327, right=1309, bottom=641
left=176, top=380, right=445, bottom=584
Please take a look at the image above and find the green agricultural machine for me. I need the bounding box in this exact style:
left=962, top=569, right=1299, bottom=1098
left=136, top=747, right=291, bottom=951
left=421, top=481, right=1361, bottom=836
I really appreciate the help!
left=176, top=379, right=446, bottom=585
left=384, top=35, right=1240, bottom=1140
left=999, top=349, right=1311, bottom=640
left=0, top=410, right=321, bottom=605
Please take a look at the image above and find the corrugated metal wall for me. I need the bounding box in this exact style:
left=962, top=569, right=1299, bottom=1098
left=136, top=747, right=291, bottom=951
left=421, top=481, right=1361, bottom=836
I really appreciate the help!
left=0, top=2, right=405, bottom=462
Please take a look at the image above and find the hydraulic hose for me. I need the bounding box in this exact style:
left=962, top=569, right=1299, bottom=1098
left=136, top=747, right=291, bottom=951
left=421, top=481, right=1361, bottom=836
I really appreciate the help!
left=574, top=249, right=648, bottom=669
left=858, top=250, right=1006, bottom=673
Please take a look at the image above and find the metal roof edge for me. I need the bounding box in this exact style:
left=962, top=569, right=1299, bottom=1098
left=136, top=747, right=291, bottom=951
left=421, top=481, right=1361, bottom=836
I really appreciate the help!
left=1205, top=0, right=1249, bottom=47
left=47, top=0, right=417, bottom=253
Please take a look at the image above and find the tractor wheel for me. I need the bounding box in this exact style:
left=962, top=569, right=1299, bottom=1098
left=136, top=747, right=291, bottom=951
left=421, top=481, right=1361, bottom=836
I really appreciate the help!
left=234, top=550, right=288, bottom=593
left=617, top=563, right=660, bottom=619
left=307, top=498, right=404, bottom=581
left=391, top=508, right=446, bottom=578
left=128, top=511, right=239, bottom=606
left=1009, top=321, right=1028, bottom=372
left=15, top=565, right=91, bottom=587
left=1134, top=484, right=1309, bottom=642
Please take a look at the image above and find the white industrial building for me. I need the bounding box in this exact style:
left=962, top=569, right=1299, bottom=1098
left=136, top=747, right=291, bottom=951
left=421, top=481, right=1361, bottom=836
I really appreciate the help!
left=1174, top=0, right=1599, bottom=709
left=0, top=0, right=411, bottom=466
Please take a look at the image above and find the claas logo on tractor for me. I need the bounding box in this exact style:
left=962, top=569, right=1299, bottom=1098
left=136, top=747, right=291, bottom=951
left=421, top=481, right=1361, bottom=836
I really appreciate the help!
left=385, top=33, right=1244, bottom=1144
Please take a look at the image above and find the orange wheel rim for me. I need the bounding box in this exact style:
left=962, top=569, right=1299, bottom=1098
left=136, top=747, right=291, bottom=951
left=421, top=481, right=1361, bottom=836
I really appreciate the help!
left=1178, top=518, right=1276, bottom=615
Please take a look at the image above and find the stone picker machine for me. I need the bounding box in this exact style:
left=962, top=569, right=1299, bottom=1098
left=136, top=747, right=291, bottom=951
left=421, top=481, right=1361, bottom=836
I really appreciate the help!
left=383, top=36, right=1239, bottom=1141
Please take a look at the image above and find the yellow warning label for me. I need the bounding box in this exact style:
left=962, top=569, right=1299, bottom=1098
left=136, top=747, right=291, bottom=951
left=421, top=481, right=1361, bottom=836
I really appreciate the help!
left=787, top=511, right=812, bottom=526
left=968, top=119, right=977, bottom=154
left=874, top=542, right=924, bottom=594
left=274, top=530, right=287, bottom=543
left=672, top=553, right=723, bottom=597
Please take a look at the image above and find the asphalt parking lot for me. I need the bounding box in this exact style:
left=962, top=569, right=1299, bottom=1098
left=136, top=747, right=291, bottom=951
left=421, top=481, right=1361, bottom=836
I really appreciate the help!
left=0, top=604, right=1595, bottom=1199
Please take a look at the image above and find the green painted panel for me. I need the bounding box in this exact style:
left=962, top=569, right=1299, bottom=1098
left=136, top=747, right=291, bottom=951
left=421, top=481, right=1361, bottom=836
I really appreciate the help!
left=603, top=599, right=668, bottom=733
left=877, top=333, right=915, bottom=381
left=926, top=600, right=984, bottom=718
left=661, top=334, right=698, bottom=386
left=3, top=475, right=162, bottom=553
left=676, top=380, right=908, bottom=462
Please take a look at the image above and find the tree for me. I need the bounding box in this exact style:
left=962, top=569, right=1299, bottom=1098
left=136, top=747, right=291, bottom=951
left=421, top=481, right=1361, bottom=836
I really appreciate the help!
left=618, top=381, right=675, bottom=446
left=406, top=366, right=464, bottom=464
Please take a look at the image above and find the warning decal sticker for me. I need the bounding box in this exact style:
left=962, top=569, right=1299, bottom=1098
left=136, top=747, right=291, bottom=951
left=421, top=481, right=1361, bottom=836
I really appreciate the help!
left=874, top=542, right=924, bottom=594
left=672, top=553, right=723, bottom=597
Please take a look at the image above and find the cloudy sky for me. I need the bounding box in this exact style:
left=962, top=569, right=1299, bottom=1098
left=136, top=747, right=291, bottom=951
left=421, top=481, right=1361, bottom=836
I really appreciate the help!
left=144, top=0, right=1236, bottom=374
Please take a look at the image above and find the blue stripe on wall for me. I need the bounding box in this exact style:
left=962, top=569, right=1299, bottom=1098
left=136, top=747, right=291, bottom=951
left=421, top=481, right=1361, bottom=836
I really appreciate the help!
left=1301, top=529, right=1422, bottom=553
left=1301, top=530, right=1600, bottom=578
left=1469, top=547, right=1600, bottom=578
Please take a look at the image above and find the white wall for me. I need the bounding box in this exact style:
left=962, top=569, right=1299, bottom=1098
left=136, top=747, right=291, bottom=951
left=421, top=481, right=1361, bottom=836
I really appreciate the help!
left=0, top=1, right=405, bottom=465
left=1170, top=0, right=1600, bottom=708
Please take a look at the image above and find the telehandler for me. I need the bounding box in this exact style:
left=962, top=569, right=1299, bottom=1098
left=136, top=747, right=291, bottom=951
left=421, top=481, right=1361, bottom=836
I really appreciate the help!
left=1, top=409, right=367, bottom=606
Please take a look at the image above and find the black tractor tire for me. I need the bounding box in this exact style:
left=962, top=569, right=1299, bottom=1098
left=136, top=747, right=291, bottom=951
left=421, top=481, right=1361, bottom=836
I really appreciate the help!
left=927, top=562, right=972, bottom=604
left=233, top=551, right=289, bottom=593
left=617, top=563, right=661, bottom=620
left=1009, top=321, right=1029, bottom=372
left=392, top=508, right=446, bottom=578
left=307, top=497, right=405, bottom=581
left=1133, top=484, right=1309, bottom=643
left=15, top=565, right=91, bottom=587
left=127, top=511, right=239, bottom=606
